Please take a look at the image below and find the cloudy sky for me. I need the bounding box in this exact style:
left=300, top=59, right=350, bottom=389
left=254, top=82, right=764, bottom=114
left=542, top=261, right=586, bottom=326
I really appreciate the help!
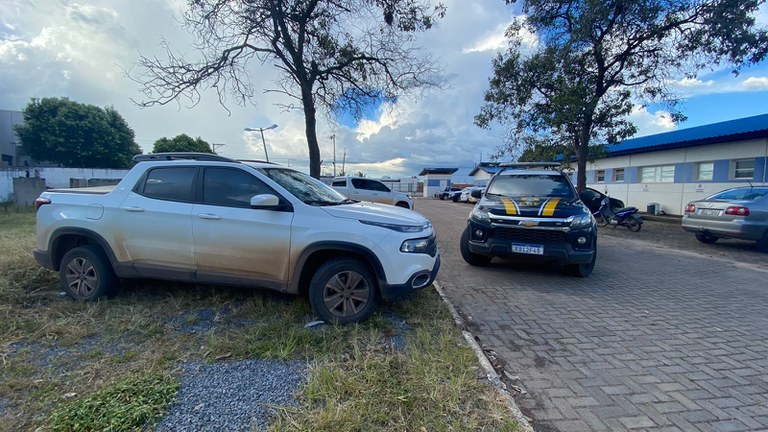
left=2, top=0, right=767, bottom=181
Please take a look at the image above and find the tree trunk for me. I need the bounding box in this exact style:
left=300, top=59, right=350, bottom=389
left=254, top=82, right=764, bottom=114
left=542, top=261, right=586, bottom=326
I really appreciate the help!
left=302, top=89, right=321, bottom=179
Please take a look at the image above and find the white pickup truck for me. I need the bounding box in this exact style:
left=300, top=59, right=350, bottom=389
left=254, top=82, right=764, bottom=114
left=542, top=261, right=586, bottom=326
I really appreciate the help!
left=331, top=177, right=414, bottom=209
left=33, top=153, right=440, bottom=324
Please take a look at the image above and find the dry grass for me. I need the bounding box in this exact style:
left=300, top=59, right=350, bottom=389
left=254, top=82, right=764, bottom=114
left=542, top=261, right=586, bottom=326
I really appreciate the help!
left=0, top=210, right=520, bottom=431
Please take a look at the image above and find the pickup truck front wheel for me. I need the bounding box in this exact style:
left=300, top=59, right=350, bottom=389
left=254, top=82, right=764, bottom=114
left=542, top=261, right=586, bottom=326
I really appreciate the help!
left=309, top=259, right=378, bottom=324
left=60, top=246, right=117, bottom=301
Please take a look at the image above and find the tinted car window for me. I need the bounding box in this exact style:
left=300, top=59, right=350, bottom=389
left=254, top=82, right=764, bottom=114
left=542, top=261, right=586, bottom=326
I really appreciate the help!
left=203, top=168, right=272, bottom=208
left=708, top=187, right=768, bottom=201
left=487, top=174, right=576, bottom=199
left=140, top=167, right=196, bottom=202
left=332, top=179, right=346, bottom=187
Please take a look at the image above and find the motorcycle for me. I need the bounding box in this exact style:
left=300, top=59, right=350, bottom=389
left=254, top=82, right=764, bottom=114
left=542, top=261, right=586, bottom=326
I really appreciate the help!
left=594, top=197, right=643, bottom=232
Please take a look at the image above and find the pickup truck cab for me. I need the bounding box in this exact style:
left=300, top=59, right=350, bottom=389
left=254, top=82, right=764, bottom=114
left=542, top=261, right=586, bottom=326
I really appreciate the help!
left=331, top=177, right=413, bottom=209
left=33, top=153, right=440, bottom=324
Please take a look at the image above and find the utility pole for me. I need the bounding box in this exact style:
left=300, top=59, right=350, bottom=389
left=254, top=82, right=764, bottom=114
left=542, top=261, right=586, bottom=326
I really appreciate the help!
left=212, top=143, right=225, bottom=154
left=330, top=134, right=336, bottom=177
left=341, top=148, right=346, bottom=175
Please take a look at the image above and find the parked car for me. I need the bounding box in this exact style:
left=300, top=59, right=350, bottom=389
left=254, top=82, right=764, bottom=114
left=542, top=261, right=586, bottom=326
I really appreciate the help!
left=580, top=188, right=625, bottom=215
left=681, top=186, right=768, bottom=252
left=460, top=163, right=597, bottom=277
left=435, top=186, right=462, bottom=200
left=33, top=153, right=440, bottom=324
left=332, top=176, right=413, bottom=209
left=459, top=186, right=484, bottom=203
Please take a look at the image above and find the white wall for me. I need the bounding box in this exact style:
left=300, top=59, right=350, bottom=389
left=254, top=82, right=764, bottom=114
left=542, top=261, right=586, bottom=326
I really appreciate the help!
left=586, top=138, right=768, bottom=215
left=0, top=167, right=129, bottom=201
left=423, top=174, right=452, bottom=198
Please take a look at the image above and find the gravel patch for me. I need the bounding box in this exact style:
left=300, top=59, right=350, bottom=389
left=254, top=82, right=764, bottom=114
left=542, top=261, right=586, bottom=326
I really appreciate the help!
left=155, top=359, right=306, bottom=431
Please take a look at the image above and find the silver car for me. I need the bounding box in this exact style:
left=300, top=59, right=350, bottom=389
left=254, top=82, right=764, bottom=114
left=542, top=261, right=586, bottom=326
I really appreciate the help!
left=681, top=186, right=768, bottom=252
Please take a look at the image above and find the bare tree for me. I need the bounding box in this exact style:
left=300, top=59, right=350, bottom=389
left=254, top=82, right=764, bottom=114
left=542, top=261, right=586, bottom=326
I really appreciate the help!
left=132, top=0, right=445, bottom=178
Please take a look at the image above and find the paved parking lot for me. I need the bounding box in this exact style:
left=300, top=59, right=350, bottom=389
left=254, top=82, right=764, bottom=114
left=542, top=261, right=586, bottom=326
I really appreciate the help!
left=417, top=199, right=768, bottom=432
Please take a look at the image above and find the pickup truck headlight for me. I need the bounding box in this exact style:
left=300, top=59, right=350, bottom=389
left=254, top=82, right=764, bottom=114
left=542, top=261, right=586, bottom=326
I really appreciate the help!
left=360, top=219, right=428, bottom=233
left=570, top=213, right=593, bottom=229
left=470, top=206, right=491, bottom=224
left=400, top=238, right=431, bottom=253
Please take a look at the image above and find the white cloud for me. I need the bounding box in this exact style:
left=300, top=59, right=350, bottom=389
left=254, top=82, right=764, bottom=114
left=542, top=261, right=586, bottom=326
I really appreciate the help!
left=677, top=77, right=715, bottom=88
left=462, top=25, right=509, bottom=54
left=628, top=106, right=677, bottom=137
left=1, top=0, right=765, bottom=180
left=741, top=77, right=768, bottom=90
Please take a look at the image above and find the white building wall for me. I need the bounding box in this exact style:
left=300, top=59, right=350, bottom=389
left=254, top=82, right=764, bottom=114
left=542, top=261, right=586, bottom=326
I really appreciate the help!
left=423, top=174, right=452, bottom=198
left=586, top=138, right=768, bottom=215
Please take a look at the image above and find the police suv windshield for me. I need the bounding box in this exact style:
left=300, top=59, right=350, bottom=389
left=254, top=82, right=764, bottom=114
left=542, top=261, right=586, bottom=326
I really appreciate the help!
left=486, top=174, right=576, bottom=200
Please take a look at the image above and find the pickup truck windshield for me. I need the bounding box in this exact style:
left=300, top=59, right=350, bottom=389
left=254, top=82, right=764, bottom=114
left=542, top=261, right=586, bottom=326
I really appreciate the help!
left=259, top=168, right=348, bottom=205
left=487, top=174, right=576, bottom=200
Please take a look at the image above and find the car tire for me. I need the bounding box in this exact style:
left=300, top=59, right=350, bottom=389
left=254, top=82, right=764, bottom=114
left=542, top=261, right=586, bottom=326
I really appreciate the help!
left=460, top=227, right=492, bottom=266
left=59, top=245, right=118, bottom=301
left=309, top=258, right=378, bottom=324
left=695, top=233, right=718, bottom=244
left=566, top=240, right=596, bottom=277
left=595, top=215, right=608, bottom=227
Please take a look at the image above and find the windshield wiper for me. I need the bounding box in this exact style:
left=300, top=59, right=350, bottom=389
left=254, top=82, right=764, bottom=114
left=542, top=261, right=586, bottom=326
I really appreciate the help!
left=304, top=200, right=338, bottom=206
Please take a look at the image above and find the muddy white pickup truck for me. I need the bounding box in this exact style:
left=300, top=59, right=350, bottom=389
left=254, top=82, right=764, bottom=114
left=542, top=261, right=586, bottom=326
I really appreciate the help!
left=331, top=176, right=414, bottom=209
left=33, top=153, right=440, bottom=324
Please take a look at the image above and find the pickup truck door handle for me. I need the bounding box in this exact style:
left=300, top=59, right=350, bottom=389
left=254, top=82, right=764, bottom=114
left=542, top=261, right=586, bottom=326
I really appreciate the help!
left=197, top=213, right=222, bottom=220
left=123, top=206, right=145, bottom=212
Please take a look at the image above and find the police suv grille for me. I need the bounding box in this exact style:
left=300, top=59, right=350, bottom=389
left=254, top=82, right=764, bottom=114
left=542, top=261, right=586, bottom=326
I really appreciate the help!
left=492, top=227, right=566, bottom=243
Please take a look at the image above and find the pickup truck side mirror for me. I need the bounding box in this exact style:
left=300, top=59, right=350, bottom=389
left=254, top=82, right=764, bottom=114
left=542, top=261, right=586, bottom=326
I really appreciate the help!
left=250, top=194, right=280, bottom=209
left=471, top=189, right=483, bottom=199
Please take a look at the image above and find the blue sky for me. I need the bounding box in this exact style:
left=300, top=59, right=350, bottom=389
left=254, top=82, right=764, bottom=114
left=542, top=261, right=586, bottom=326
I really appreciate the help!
left=1, top=0, right=767, bottom=180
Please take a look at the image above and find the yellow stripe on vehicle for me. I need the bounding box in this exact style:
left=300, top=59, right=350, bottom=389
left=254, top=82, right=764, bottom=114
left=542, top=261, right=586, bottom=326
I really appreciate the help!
left=500, top=197, right=518, bottom=215
left=540, top=198, right=561, bottom=216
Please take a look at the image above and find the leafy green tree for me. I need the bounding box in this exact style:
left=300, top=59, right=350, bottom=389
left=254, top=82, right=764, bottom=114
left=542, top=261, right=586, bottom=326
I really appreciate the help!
left=152, top=134, right=214, bottom=154
left=477, top=0, right=768, bottom=191
left=14, top=98, right=141, bottom=168
left=132, top=0, right=445, bottom=178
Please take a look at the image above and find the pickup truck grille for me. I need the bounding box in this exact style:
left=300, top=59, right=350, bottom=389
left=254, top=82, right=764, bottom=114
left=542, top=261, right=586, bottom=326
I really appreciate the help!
left=492, top=227, right=566, bottom=243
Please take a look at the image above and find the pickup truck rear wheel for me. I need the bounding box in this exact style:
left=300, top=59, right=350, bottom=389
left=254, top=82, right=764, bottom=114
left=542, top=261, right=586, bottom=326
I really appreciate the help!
left=60, top=246, right=117, bottom=301
left=309, top=259, right=378, bottom=324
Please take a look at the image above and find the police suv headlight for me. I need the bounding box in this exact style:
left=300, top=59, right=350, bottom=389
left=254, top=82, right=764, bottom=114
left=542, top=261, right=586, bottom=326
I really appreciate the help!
left=570, top=213, right=593, bottom=229
left=400, top=238, right=430, bottom=254
left=470, top=206, right=491, bottom=224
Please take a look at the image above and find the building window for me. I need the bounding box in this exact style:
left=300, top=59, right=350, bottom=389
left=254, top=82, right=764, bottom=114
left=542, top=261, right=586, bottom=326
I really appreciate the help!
left=641, top=165, right=675, bottom=183
left=595, top=170, right=605, bottom=182
left=695, top=162, right=714, bottom=181
left=613, top=168, right=625, bottom=182
left=733, top=159, right=755, bottom=180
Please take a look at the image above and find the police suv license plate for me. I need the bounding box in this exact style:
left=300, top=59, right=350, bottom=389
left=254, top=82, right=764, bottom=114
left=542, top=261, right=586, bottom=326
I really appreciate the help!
left=511, top=243, right=544, bottom=255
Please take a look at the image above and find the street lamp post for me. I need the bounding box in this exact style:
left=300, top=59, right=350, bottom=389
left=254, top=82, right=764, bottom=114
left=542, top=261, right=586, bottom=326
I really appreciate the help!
left=330, top=134, right=336, bottom=176
left=244, top=124, right=278, bottom=162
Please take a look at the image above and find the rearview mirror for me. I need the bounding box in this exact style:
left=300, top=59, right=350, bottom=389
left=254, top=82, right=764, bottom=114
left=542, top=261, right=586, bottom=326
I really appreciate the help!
left=471, top=189, right=483, bottom=199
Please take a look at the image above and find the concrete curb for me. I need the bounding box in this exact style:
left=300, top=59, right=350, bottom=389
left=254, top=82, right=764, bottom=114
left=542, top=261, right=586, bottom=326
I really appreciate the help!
left=433, top=281, right=534, bottom=432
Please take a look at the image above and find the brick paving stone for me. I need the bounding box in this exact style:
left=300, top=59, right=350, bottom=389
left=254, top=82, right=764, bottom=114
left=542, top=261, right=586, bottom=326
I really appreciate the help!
left=417, top=200, right=768, bottom=432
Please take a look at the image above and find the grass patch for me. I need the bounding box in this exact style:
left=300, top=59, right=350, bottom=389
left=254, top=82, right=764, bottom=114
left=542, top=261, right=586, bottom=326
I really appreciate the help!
left=48, top=373, right=178, bottom=432
left=0, top=211, right=520, bottom=431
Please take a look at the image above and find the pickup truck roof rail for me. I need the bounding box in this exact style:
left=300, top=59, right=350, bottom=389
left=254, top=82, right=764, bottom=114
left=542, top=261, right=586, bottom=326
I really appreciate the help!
left=133, top=153, right=238, bottom=163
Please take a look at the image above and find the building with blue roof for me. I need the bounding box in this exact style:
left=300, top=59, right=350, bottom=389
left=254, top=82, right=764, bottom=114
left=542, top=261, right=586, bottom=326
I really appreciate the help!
left=581, top=113, right=768, bottom=215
